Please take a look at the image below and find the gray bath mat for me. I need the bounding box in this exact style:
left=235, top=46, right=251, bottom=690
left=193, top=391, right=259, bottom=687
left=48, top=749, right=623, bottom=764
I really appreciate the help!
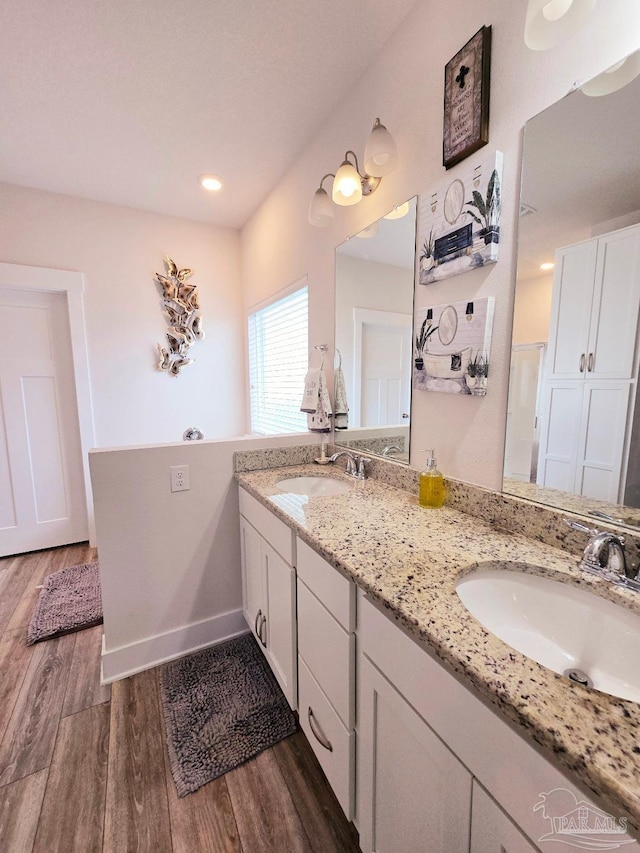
left=26, top=560, right=103, bottom=645
left=159, top=633, right=297, bottom=797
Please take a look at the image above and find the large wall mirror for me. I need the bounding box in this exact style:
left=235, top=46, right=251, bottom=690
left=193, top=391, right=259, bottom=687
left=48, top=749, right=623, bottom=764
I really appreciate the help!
left=504, top=55, right=640, bottom=528
left=334, top=197, right=417, bottom=463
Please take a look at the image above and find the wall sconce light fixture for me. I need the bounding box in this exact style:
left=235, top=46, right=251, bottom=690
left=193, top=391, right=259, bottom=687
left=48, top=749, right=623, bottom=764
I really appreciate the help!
left=308, top=118, right=398, bottom=227
left=465, top=302, right=474, bottom=321
left=426, top=308, right=433, bottom=321
left=524, top=0, right=596, bottom=51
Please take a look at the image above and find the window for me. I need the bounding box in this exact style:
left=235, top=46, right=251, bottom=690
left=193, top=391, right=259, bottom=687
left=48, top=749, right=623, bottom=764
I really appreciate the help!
left=248, top=283, right=309, bottom=435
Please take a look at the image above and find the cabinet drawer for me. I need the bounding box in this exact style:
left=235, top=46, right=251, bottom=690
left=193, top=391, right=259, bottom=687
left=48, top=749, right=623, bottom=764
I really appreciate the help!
left=239, top=487, right=294, bottom=564
left=298, top=656, right=354, bottom=820
left=297, top=578, right=354, bottom=728
left=296, top=537, right=355, bottom=631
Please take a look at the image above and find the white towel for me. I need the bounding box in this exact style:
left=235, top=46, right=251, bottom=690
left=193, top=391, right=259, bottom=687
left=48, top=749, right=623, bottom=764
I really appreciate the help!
left=334, top=366, right=349, bottom=430
left=301, top=367, right=321, bottom=412
left=301, top=367, right=332, bottom=432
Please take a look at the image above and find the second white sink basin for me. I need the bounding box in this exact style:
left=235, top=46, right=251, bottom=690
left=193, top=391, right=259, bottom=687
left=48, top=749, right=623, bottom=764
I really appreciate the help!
left=275, top=476, right=353, bottom=497
left=456, top=563, right=640, bottom=703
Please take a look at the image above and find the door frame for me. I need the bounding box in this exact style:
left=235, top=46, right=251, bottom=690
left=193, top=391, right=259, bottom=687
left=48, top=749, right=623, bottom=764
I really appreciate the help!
left=506, top=342, right=546, bottom=484
left=0, top=262, right=96, bottom=543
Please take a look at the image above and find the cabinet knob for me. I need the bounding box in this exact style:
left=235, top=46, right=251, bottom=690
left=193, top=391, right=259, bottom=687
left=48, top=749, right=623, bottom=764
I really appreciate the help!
left=308, top=707, right=333, bottom=752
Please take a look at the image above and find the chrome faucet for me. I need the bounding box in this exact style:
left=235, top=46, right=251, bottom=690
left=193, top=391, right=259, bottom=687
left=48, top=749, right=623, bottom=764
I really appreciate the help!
left=329, top=450, right=367, bottom=480
left=564, top=519, right=640, bottom=590
left=382, top=444, right=402, bottom=457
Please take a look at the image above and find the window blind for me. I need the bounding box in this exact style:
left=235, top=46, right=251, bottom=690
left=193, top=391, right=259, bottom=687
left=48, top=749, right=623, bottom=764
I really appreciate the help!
left=248, top=285, right=309, bottom=435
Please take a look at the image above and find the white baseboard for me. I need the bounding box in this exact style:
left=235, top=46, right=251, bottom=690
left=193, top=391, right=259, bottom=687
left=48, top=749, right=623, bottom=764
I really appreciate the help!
left=100, top=608, right=248, bottom=683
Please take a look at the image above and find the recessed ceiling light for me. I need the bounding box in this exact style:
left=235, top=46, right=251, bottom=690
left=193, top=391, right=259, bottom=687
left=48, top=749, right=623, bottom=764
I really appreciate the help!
left=540, top=262, right=554, bottom=270
left=199, top=174, right=223, bottom=192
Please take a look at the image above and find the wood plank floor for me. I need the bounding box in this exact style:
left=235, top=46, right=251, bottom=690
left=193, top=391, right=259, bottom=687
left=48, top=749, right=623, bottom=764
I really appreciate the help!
left=0, top=544, right=361, bottom=853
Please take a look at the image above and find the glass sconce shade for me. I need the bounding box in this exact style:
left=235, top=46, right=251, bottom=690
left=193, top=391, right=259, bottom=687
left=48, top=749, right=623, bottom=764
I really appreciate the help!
left=383, top=201, right=409, bottom=220
left=308, top=187, right=334, bottom=226
left=581, top=49, right=640, bottom=96
left=524, top=0, right=596, bottom=50
left=333, top=160, right=363, bottom=206
left=355, top=222, right=379, bottom=239
left=364, top=118, right=398, bottom=177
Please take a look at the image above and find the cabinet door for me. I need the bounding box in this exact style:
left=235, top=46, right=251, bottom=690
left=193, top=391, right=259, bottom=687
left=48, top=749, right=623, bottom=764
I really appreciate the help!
left=264, top=541, right=297, bottom=708
left=575, top=380, right=631, bottom=503
left=357, top=655, right=472, bottom=853
left=588, top=226, right=640, bottom=380
left=239, top=516, right=264, bottom=642
left=547, top=240, right=598, bottom=379
left=536, top=382, right=582, bottom=491
left=470, top=782, right=539, bottom=853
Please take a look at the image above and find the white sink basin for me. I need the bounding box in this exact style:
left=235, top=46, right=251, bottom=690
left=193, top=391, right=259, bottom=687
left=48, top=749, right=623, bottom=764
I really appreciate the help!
left=275, top=476, right=353, bottom=497
left=456, top=564, right=640, bottom=703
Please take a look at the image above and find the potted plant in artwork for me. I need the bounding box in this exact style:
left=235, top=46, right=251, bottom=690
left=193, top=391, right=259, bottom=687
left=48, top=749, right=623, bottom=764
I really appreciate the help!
left=465, top=352, right=489, bottom=395
left=420, top=229, right=436, bottom=272
left=414, top=318, right=439, bottom=370
left=466, top=169, right=501, bottom=245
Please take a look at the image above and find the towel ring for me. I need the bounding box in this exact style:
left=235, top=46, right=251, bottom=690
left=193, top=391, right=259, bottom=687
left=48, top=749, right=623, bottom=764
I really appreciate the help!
left=313, top=343, right=327, bottom=369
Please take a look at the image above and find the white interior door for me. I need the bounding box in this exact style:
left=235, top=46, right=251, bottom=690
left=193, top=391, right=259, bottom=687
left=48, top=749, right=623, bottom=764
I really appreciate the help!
left=354, top=309, right=411, bottom=428
left=504, top=344, right=545, bottom=482
left=0, top=289, right=88, bottom=556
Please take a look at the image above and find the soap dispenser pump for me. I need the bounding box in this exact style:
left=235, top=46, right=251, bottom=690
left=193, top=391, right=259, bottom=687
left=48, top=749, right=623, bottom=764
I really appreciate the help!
left=419, top=449, right=445, bottom=508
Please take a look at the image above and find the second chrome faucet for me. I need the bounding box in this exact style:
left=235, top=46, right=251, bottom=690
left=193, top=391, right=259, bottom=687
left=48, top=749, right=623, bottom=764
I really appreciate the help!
left=329, top=450, right=367, bottom=480
left=564, top=518, right=640, bottom=591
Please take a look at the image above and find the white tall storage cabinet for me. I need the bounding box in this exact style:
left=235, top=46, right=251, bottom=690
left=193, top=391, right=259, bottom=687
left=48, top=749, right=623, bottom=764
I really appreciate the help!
left=537, top=224, right=640, bottom=502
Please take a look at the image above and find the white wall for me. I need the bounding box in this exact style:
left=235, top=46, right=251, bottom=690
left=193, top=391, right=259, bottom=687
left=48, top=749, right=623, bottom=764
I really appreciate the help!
left=90, top=432, right=318, bottom=681
left=512, top=273, right=553, bottom=346
left=335, top=253, right=414, bottom=420
left=240, top=0, right=640, bottom=490
left=0, top=182, right=245, bottom=448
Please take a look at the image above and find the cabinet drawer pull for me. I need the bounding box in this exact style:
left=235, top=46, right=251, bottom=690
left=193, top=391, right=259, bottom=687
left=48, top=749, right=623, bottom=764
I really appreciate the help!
left=579, top=353, right=585, bottom=372
left=259, top=614, right=267, bottom=647
left=587, top=352, right=594, bottom=372
left=307, top=707, right=333, bottom=752
left=254, top=608, right=262, bottom=637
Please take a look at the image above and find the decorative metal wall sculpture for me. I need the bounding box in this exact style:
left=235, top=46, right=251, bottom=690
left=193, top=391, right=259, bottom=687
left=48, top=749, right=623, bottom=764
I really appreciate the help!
left=154, top=256, right=204, bottom=376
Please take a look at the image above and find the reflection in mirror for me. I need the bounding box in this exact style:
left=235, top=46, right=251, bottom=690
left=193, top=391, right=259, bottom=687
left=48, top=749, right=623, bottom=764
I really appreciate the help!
left=504, top=58, right=640, bottom=528
left=334, top=197, right=417, bottom=463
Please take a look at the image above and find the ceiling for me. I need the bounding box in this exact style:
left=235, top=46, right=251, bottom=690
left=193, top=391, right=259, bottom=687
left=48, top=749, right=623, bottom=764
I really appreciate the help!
left=517, top=69, right=640, bottom=281
left=337, top=198, right=417, bottom=269
left=0, top=0, right=417, bottom=229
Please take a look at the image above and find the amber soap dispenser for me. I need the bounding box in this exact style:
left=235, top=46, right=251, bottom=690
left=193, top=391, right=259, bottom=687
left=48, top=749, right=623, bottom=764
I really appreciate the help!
left=419, top=449, right=445, bottom=508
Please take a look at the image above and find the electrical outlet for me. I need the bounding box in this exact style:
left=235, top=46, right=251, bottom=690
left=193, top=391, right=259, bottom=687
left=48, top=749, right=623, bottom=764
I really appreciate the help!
left=170, top=465, right=190, bottom=492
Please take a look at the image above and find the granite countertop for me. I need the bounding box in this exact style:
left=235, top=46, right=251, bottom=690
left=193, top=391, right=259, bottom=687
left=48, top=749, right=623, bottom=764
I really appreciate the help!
left=236, top=463, right=640, bottom=830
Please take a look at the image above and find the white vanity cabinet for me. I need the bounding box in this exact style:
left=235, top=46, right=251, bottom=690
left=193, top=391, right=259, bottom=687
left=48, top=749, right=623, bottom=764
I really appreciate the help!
left=238, top=488, right=297, bottom=709
left=357, top=590, right=640, bottom=853
left=470, top=783, right=538, bottom=853
left=296, top=537, right=356, bottom=820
